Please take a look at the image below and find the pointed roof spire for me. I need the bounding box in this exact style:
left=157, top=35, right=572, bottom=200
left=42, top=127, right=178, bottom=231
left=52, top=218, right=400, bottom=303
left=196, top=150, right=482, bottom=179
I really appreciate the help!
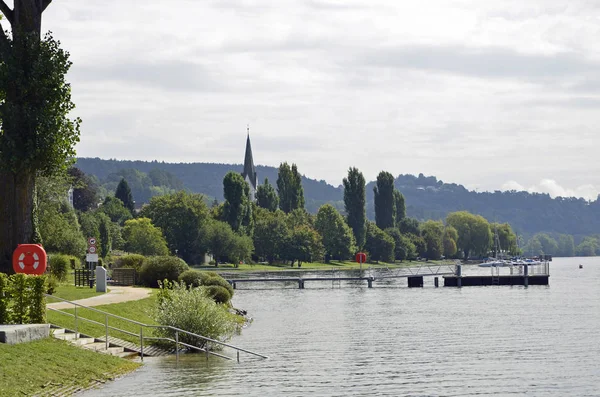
left=242, top=125, right=257, bottom=189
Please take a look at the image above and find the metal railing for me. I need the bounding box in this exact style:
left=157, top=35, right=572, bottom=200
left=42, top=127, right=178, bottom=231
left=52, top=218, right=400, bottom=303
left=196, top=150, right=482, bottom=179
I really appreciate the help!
left=45, top=294, right=268, bottom=363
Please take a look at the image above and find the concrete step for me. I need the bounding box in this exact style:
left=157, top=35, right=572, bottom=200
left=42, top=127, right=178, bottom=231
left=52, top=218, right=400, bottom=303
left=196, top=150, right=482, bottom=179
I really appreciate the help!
left=115, top=351, right=139, bottom=359
left=51, top=327, right=66, bottom=335
left=70, top=337, right=96, bottom=346
left=82, top=342, right=125, bottom=355
left=53, top=332, right=80, bottom=341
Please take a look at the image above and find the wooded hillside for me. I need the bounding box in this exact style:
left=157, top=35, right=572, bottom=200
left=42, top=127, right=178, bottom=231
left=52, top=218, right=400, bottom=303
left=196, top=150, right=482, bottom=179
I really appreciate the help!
left=75, top=158, right=600, bottom=239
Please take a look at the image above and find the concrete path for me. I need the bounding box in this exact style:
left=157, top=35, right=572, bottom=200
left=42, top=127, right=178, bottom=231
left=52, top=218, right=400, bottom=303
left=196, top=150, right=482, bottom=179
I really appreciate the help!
left=47, top=286, right=152, bottom=310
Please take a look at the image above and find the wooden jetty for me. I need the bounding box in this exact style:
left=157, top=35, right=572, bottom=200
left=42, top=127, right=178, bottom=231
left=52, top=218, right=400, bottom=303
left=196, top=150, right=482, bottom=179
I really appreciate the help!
left=227, top=276, right=374, bottom=289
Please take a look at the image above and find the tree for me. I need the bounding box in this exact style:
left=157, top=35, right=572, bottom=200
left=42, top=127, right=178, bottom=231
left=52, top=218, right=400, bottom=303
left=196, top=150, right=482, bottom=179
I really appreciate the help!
left=98, top=213, right=112, bottom=258
left=115, top=178, right=135, bottom=214
left=532, top=233, right=558, bottom=256
left=393, top=190, right=406, bottom=225
left=122, top=218, right=169, bottom=256
left=68, top=167, right=98, bottom=212
left=575, top=237, right=598, bottom=257
left=140, top=191, right=209, bottom=264
left=256, top=178, right=279, bottom=212
left=557, top=234, right=575, bottom=257
left=491, top=222, right=518, bottom=255
left=446, top=211, right=492, bottom=259
left=277, top=162, right=304, bottom=213
left=99, top=196, right=133, bottom=225
left=343, top=167, right=366, bottom=249
left=222, top=171, right=252, bottom=234
left=385, top=228, right=416, bottom=261
left=253, top=209, right=289, bottom=264
left=373, top=171, right=395, bottom=230
left=284, top=225, right=324, bottom=265
left=315, top=204, right=356, bottom=261
left=205, top=221, right=236, bottom=266
left=420, top=220, right=444, bottom=260
left=398, top=217, right=420, bottom=235
left=364, top=221, right=395, bottom=263
left=0, top=2, right=81, bottom=273
left=443, top=226, right=458, bottom=258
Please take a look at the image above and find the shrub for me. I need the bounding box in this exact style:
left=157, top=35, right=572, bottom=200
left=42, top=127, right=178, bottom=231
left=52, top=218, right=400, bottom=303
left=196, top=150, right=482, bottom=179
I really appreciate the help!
left=0, top=273, right=9, bottom=324
left=115, top=254, right=146, bottom=272
left=178, top=270, right=204, bottom=288
left=139, top=256, right=189, bottom=288
left=46, top=276, right=59, bottom=295
left=48, top=254, right=70, bottom=281
left=203, top=276, right=234, bottom=298
left=205, top=285, right=232, bottom=304
left=153, top=282, right=240, bottom=350
left=0, top=274, right=47, bottom=324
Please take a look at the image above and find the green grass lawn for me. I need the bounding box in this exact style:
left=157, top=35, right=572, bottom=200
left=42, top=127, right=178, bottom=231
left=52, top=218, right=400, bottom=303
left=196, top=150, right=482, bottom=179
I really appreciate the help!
left=0, top=338, right=140, bottom=396
left=47, top=294, right=158, bottom=345
left=51, top=283, right=106, bottom=301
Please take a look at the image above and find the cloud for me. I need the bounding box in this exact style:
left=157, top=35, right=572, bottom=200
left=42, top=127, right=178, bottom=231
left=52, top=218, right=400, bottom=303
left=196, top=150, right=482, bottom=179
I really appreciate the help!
left=502, top=179, right=598, bottom=200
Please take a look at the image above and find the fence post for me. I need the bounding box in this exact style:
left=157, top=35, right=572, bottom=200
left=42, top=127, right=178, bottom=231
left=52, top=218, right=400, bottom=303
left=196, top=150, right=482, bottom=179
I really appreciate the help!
left=105, top=314, right=108, bottom=350
left=74, top=305, right=78, bottom=336
left=140, top=327, right=144, bottom=361
left=175, top=330, right=179, bottom=365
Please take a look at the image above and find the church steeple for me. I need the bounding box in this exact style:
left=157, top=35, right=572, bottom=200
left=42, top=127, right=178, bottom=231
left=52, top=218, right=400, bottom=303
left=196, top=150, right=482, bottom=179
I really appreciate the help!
left=241, top=125, right=257, bottom=200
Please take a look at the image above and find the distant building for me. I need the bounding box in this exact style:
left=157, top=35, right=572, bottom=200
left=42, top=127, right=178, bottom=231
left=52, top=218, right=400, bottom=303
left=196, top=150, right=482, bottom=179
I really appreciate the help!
left=67, top=187, right=74, bottom=207
left=241, top=127, right=258, bottom=201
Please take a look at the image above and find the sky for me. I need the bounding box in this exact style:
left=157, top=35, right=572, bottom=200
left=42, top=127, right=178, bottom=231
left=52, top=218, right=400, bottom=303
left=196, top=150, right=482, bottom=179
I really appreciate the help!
left=4, top=1, right=599, bottom=200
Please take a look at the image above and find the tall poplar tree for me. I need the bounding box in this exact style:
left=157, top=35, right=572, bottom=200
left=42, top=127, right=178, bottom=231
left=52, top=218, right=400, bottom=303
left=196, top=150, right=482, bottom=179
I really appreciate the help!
left=115, top=178, right=135, bottom=214
left=277, top=162, right=305, bottom=213
left=0, top=1, right=81, bottom=273
left=374, top=171, right=396, bottom=230
left=222, top=171, right=251, bottom=234
left=343, top=167, right=366, bottom=249
left=393, top=190, right=406, bottom=225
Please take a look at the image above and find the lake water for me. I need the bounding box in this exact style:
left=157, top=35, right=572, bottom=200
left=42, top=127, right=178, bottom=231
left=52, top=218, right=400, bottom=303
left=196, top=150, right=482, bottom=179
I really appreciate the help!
left=82, top=257, right=600, bottom=396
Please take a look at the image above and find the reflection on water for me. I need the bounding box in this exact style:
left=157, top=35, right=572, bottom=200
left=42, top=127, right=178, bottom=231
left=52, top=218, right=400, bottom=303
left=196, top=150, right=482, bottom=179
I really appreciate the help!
left=82, top=257, right=600, bottom=396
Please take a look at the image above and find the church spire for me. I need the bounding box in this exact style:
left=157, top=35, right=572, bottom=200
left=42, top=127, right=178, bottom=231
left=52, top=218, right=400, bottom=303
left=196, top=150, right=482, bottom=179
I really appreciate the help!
left=242, top=125, right=257, bottom=197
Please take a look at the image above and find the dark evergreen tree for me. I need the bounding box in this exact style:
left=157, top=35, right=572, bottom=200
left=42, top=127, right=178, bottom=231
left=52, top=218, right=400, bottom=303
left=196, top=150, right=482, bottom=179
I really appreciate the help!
left=98, top=213, right=112, bottom=258
left=364, top=221, right=395, bottom=262
left=277, top=162, right=305, bottom=213
left=343, top=167, right=366, bottom=249
left=256, top=178, right=279, bottom=212
left=374, top=171, right=395, bottom=230
left=115, top=178, right=135, bottom=214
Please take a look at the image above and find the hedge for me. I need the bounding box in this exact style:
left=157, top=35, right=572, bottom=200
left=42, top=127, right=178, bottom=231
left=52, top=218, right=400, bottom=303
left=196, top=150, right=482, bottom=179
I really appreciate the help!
left=0, top=273, right=47, bottom=324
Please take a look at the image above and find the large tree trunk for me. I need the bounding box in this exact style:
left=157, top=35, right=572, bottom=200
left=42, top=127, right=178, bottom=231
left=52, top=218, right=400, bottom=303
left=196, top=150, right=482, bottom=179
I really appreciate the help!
left=0, top=170, right=35, bottom=273
left=0, top=0, right=46, bottom=273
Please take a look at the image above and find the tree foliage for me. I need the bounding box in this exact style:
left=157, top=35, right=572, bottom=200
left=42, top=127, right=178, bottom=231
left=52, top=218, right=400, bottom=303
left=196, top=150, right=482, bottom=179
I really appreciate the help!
left=115, top=178, right=135, bottom=214
left=446, top=211, right=492, bottom=259
left=343, top=167, right=367, bottom=249
left=277, top=162, right=305, bottom=213
left=0, top=3, right=81, bottom=273
left=393, top=190, right=406, bottom=225
left=68, top=167, right=98, bottom=212
left=256, top=178, right=279, bottom=212
left=315, top=204, right=356, bottom=261
left=140, top=191, right=209, bottom=264
left=222, top=171, right=252, bottom=234
left=420, top=220, right=444, bottom=260
left=123, top=217, right=169, bottom=256
left=374, top=171, right=395, bottom=230
left=364, top=221, right=394, bottom=262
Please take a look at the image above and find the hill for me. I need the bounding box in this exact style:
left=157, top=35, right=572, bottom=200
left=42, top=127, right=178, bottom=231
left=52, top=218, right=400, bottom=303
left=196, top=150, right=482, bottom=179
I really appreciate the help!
left=75, top=158, right=600, bottom=238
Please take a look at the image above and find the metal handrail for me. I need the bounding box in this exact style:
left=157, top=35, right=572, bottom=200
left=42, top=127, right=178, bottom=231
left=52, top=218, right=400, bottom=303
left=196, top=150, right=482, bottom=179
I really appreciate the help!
left=45, top=294, right=268, bottom=362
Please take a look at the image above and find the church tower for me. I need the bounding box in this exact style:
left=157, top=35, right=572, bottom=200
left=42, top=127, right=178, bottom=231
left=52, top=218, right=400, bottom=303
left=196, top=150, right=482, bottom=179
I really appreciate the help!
left=241, top=126, right=258, bottom=201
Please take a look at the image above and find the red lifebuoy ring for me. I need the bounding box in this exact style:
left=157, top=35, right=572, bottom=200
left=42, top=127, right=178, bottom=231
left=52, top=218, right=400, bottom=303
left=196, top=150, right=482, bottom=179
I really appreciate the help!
left=12, top=244, right=47, bottom=275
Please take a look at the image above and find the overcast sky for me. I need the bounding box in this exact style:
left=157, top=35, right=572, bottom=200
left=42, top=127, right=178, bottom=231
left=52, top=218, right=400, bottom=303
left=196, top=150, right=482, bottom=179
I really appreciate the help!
left=5, top=1, right=599, bottom=199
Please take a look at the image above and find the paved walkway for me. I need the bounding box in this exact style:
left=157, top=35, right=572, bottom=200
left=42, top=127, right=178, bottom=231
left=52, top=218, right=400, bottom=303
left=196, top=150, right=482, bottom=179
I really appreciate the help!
left=47, top=286, right=152, bottom=310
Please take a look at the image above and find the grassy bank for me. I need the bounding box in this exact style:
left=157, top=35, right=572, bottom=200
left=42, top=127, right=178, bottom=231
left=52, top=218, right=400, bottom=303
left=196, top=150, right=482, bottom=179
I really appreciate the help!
left=0, top=338, right=140, bottom=396
left=47, top=295, right=158, bottom=345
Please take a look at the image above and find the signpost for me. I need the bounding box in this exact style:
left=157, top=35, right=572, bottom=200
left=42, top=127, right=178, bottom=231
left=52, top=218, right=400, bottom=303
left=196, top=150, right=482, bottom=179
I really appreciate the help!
left=87, top=237, right=98, bottom=270
left=355, top=252, right=367, bottom=270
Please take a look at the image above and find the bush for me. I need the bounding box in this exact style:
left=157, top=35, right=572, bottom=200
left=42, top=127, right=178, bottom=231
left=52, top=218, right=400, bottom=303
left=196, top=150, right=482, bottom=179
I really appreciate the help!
left=153, top=282, right=240, bottom=350
left=46, top=276, right=59, bottom=295
left=203, top=275, right=234, bottom=298
left=139, top=256, right=189, bottom=288
left=115, top=254, right=146, bottom=272
left=205, top=285, right=232, bottom=304
left=0, top=274, right=47, bottom=324
left=178, top=270, right=204, bottom=288
left=48, top=254, right=70, bottom=282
